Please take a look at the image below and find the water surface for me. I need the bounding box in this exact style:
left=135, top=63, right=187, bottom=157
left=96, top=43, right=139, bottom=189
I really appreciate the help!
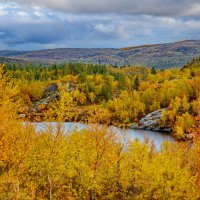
left=34, top=122, right=175, bottom=150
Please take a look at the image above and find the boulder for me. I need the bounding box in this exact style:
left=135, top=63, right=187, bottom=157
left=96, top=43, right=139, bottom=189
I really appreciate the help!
left=29, top=84, right=59, bottom=113
left=130, top=109, right=171, bottom=133
left=43, top=83, right=58, bottom=98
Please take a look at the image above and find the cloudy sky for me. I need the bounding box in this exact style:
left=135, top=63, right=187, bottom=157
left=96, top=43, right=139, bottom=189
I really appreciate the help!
left=0, top=0, right=200, bottom=50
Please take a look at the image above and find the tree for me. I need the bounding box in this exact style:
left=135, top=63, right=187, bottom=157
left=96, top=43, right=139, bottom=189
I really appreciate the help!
left=46, top=87, right=77, bottom=122
left=134, top=76, right=140, bottom=90
left=151, top=67, right=157, bottom=74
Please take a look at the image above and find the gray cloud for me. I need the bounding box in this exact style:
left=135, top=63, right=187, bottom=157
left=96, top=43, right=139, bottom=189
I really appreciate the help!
left=0, top=2, right=200, bottom=50
left=0, top=0, right=200, bottom=17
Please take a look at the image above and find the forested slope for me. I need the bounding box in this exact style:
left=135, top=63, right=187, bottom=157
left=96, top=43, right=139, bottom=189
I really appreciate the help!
left=1, top=40, right=200, bottom=68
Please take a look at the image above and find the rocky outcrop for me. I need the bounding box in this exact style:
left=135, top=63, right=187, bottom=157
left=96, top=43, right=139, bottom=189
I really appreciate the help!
left=29, top=92, right=59, bottom=113
left=131, top=109, right=171, bottom=133
left=29, top=83, right=59, bottom=114
left=43, top=83, right=58, bottom=98
left=20, top=82, right=78, bottom=120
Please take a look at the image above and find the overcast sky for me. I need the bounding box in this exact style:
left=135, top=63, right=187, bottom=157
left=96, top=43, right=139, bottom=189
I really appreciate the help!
left=0, top=0, right=200, bottom=50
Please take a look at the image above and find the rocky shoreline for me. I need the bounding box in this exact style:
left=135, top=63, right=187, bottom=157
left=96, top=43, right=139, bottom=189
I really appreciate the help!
left=20, top=83, right=172, bottom=133
left=130, top=109, right=172, bottom=133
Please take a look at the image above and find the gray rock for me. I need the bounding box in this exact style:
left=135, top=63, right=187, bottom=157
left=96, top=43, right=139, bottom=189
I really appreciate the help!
left=130, top=124, right=139, bottom=129
left=151, top=110, right=162, bottom=115
left=143, top=120, right=157, bottom=128
left=43, top=83, right=58, bottom=98
left=139, top=118, right=147, bottom=125
left=30, top=91, right=59, bottom=113
left=131, top=109, right=171, bottom=133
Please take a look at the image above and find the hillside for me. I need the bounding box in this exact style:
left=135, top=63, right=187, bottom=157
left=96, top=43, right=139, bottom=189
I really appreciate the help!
left=182, top=56, right=200, bottom=70
left=0, top=57, right=39, bottom=65
left=1, top=40, right=200, bottom=68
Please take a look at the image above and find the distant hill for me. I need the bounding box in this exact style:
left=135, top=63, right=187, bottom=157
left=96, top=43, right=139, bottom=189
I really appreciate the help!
left=1, top=40, right=200, bottom=68
left=0, top=56, right=49, bottom=65
left=181, top=56, right=200, bottom=71
left=0, top=57, right=28, bottom=64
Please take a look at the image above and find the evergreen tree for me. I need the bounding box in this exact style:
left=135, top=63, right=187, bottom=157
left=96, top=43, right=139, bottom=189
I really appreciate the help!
left=151, top=67, right=157, bottom=74
left=134, top=76, right=140, bottom=90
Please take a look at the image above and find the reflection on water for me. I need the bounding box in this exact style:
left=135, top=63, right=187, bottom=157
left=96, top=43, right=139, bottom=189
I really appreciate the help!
left=33, top=122, right=175, bottom=150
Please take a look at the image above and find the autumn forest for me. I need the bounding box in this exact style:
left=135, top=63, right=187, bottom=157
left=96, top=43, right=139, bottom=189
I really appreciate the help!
left=1, top=57, right=200, bottom=199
